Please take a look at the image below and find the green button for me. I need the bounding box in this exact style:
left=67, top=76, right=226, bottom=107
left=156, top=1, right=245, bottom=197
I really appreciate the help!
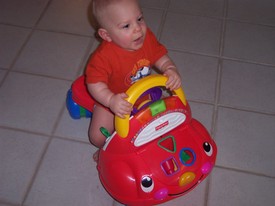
left=181, top=151, right=191, bottom=162
left=100, top=127, right=111, bottom=138
left=149, top=100, right=166, bottom=116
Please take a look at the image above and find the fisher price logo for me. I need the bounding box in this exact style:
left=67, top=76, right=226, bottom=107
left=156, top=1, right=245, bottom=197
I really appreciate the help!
left=155, top=121, right=169, bottom=131
left=125, top=59, right=151, bottom=85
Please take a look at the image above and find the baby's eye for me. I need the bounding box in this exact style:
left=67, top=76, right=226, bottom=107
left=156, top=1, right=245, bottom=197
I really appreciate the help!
left=138, top=16, right=144, bottom=22
left=122, top=24, right=130, bottom=29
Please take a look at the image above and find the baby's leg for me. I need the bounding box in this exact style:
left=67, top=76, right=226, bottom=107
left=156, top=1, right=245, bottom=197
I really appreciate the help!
left=88, top=105, right=114, bottom=148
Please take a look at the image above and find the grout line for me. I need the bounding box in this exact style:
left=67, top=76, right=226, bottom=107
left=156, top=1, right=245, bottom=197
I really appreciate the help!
left=164, top=9, right=227, bottom=21
left=0, top=69, right=9, bottom=89
left=50, top=104, right=67, bottom=137
left=143, top=6, right=275, bottom=29
left=0, top=5, right=274, bottom=31
left=0, top=30, right=33, bottom=88
left=21, top=136, right=53, bottom=205
left=1, top=0, right=95, bottom=199
left=32, top=27, right=95, bottom=38
left=204, top=175, right=212, bottom=206
left=33, top=0, right=54, bottom=28
left=0, top=201, right=20, bottom=206
left=0, top=0, right=93, bottom=89
left=188, top=99, right=215, bottom=106
left=0, top=126, right=52, bottom=139
left=219, top=56, right=275, bottom=68
left=205, top=1, right=229, bottom=206
left=141, top=5, right=169, bottom=38
left=16, top=1, right=66, bottom=204
left=0, top=125, right=91, bottom=146
left=211, top=0, right=229, bottom=139
left=20, top=105, right=89, bottom=205
left=187, top=99, right=275, bottom=117
left=215, top=165, right=275, bottom=179
left=75, top=37, right=96, bottom=78
left=226, top=18, right=275, bottom=29
left=165, top=48, right=275, bottom=68
left=0, top=22, right=95, bottom=38
left=210, top=64, right=222, bottom=138
left=5, top=70, right=74, bottom=82
left=0, top=0, right=54, bottom=89
left=157, top=10, right=167, bottom=40
left=217, top=104, right=275, bottom=116
left=156, top=0, right=170, bottom=40
left=53, top=135, right=91, bottom=145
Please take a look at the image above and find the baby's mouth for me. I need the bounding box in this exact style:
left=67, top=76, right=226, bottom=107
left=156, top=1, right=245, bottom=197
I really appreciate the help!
left=134, top=35, right=144, bottom=44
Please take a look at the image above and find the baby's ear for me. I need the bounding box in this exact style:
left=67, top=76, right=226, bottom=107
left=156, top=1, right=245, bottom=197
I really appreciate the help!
left=98, top=28, right=112, bottom=42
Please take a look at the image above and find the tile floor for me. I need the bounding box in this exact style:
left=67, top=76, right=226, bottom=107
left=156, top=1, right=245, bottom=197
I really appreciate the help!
left=0, top=0, right=275, bottom=205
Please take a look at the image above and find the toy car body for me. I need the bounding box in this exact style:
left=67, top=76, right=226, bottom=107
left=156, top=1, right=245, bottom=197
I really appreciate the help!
left=67, top=75, right=217, bottom=206
left=97, top=75, right=217, bottom=206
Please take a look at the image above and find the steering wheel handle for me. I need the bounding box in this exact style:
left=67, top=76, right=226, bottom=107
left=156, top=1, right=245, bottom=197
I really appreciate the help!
left=115, top=74, right=187, bottom=138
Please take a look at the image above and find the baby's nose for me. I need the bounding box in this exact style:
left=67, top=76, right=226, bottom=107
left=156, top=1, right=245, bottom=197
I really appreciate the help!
left=134, top=23, right=142, bottom=32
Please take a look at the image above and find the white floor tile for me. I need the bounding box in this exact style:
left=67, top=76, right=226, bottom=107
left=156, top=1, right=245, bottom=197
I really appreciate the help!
left=223, top=21, right=275, bottom=65
left=169, top=51, right=219, bottom=102
left=0, top=72, right=70, bottom=134
left=215, top=107, right=275, bottom=176
left=139, top=0, right=169, bottom=9
left=25, top=138, right=113, bottom=206
left=0, top=0, right=49, bottom=27
left=220, top=60, right=275, bottom=113
left=54, top=107, right=90, bottom=143
left=189, top=102, right=214, bottom=132
left=0, top=25, right=30, bottom=68
left=159, top=180, right=208, bottom=206
left=13, top=30, right=91, bottom=80
left=161, top=13, right=222, bottom=55
left=228, top=0, right=275, bottom=26
left=208, top=168, right=275, bottom=206
left=37, top=0, right=94, bottom=36
left=169, top=0, right=225, bottom=18
left=143, top=8, right=164, bottom=36
left=0, top=128, right=48, bottom=204
left=0, top=69, right=7, bottom=82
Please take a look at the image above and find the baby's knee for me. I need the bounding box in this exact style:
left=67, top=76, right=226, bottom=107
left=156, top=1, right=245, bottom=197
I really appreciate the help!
left=88, top=131, right=105, bottom=148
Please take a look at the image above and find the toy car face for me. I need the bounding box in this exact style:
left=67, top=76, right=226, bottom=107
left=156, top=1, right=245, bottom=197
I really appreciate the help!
left=97, top=96, right=217, bottom=206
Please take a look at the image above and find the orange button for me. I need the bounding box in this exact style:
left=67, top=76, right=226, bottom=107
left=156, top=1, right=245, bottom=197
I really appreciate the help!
left=179, top=172, right=195, bottom=187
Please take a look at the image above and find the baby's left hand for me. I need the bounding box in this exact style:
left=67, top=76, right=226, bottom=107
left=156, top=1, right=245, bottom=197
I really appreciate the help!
left=164, top=68, right=181, bottom=90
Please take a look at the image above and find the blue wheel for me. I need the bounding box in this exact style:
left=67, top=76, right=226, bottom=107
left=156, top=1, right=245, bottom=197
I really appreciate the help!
left=66, top=89, right=92, bottom=119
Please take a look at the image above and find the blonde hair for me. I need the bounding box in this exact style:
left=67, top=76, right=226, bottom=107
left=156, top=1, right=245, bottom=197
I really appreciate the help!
left=91, top=0, right=138, bottom=28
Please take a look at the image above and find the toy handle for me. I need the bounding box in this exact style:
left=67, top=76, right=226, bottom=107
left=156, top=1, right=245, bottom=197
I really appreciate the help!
left=115, top=74, right=187, bottom=138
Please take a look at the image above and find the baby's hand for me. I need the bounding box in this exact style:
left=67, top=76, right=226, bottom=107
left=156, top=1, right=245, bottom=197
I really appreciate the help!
left=164, top=68, right=181, bottom=90
left=109, top=93, right=132, bottom=118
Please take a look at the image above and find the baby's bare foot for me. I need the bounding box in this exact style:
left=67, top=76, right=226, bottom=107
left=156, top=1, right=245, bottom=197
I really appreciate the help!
left=93, top=150, right=99, bottom=162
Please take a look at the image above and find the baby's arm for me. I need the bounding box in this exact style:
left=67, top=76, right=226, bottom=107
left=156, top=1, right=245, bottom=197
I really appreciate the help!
left=87, top=82, right=132, bottom=118
left=155, top=55, right=181, bottom=90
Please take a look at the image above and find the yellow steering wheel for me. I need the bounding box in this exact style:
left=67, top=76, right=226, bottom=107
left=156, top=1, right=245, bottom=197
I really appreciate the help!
left=115, top=74, right=187, bottom=138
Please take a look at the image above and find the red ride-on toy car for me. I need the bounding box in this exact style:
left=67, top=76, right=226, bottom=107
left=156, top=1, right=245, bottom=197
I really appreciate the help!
left=66, top=74, right=217, bottom=206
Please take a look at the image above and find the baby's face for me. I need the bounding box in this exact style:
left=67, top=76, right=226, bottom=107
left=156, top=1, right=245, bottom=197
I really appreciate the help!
left=102, top=0, right=147, bottom=51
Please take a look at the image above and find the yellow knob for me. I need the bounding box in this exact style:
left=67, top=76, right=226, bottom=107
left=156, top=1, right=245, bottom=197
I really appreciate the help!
left=179, top=172, right=196, bottom=187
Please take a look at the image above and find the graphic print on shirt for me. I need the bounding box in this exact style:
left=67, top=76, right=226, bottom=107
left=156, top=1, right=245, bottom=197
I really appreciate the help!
left=128, top=58, right=151, bottom=85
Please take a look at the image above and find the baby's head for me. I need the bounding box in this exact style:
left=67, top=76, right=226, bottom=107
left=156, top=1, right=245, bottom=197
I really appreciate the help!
left=91, top=0, right=147, bottom=51
left=92, top=0, right=140, bottom=28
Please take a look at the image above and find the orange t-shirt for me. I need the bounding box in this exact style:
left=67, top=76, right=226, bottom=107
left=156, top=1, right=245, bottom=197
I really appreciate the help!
left=85, top=28, right=167, bottom=94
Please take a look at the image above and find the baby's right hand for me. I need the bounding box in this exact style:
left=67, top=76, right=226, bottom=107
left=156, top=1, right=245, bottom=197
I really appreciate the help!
left=109, top=93, right=132, bottom=118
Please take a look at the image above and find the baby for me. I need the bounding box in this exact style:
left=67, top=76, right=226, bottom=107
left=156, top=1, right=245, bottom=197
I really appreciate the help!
left=86, top=0, right=181, bottom=160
